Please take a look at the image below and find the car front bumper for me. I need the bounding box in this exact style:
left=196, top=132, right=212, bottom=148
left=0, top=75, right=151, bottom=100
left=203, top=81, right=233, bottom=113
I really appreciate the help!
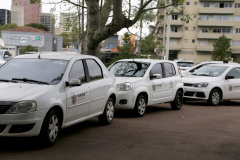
left=0, top=109, right=47, bottom=137
left=183, top=87, right=210, bottom=100
left=115, top=90, right=137, bottom=109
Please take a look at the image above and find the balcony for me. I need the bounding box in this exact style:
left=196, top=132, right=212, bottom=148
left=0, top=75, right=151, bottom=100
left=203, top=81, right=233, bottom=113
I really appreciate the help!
left=171, top=20, right=183, bottom=26
left=199, top=8, right=235, bottom=15
left=197, top=33, right=233, bottom=39
left=198, top=21, right=234, bottom=27
left=170, top=32, right=183, bottom=38
left=169, top=45, right=182, bottom=50
left=197, top=46, right=214, bottom=52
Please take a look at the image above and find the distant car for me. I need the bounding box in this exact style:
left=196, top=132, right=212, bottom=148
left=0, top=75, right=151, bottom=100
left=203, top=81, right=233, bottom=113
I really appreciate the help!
left=183, top=63, right=240, bottom=105
left=175, top=60, right=194, bottom=71
left=0, top=50, right=12, bottom=66
left=181, top=61, right=238, bottom=77
left=0, top=52, right=116, bottom=146
left=108, top=59, right=183, bottom=117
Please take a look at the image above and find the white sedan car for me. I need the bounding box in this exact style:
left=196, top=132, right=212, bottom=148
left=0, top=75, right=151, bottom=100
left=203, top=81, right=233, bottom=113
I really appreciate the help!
left=0, top=52, right=116, bottom=146
left=183, top=63, right=240, bottom=105
left=109, top=59, right=183, bottom=116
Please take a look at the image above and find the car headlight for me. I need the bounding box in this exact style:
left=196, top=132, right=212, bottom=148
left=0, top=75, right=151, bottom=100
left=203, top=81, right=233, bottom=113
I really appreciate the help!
left=117, top=82, right=132, bottom=91
left=5, top=101, right=37, bottom=114
left=192, top=82, right=208, bottom=88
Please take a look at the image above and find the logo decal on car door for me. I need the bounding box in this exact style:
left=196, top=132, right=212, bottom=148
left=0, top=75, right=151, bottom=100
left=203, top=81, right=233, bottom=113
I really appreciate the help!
left=72, top=95, right=77, bottom=104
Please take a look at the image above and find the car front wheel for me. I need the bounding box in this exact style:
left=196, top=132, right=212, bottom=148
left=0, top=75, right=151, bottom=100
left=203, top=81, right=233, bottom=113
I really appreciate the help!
left=39, top=110, right=60, bottom=146
left=171, top=90, right=183, bottom=110
left=208, top=89, right=221, bottom=106
left=134, top=95, right=147, bottom=117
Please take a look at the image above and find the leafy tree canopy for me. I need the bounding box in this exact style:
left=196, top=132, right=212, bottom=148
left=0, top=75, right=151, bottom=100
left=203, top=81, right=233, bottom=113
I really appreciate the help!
left=26, top=23, right=49, bottom=32
left=211, top=34, right=233, bottom=61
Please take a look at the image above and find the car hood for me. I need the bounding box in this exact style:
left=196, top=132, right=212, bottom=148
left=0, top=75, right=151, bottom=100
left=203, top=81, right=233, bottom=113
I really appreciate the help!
left=0, top=82, right=54, bottom=101
left=182, top=75, right=220, bottom=83
left=115, top=77, right=144, bottom=84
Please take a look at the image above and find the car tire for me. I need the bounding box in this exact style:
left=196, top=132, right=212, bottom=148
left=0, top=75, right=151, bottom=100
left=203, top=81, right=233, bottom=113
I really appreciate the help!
left=171, top=90, right=183, bottom=110
left=39, top=110, right=60, bottom=146
left=98, top=97, right=114, bottom=125
left=208, top=89, right=221, bottom=106
left=134, top=95, right=147, bottom=117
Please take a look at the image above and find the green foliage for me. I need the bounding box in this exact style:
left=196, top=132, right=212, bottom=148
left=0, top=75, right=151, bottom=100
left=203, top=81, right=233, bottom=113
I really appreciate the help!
left=117, top=32, right=135, bottom=55
left=0, top=24, right=18, bottom=37
left=30, top=0, right=41, bottom=4
left=141, top=34, right=156, bottom=55
left=211, top=34, right=233, bottom=61
left=26, top=23, right=49, bottom=32
left=20, top=45, right=38, bottom=54
left=60, top=31, right=78, bottom=48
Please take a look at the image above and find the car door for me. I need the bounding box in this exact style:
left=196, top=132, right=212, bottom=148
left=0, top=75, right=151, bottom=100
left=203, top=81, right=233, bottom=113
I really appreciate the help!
left=162, top=62, right=176, bottom=99
left=224, top=67, right=240, bottom=99
left=65, top=59, right=91, bottom=123
left=150, top=63, right=169, bottom=102
left=85, top=59, right=109, bottom=115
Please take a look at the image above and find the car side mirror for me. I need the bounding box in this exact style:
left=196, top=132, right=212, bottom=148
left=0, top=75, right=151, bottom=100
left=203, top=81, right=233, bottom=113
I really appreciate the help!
left=66, top=78, right=81, bottom=87
left=150, top=74, right=162, bottom=79
left=225, top=75, right=234, bottom=80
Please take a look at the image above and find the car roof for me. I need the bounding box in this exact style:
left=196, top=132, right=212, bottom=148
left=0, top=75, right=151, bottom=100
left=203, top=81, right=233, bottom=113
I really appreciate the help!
left=206, top=63, right=240, bottom=67
left=13, top=52, right=95, bottom=61
left=117, top=58, right=173, bottom=63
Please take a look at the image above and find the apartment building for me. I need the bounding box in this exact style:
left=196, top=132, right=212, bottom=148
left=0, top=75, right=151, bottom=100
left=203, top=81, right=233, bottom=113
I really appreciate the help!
left=59, top=13, right=79, bottom=34
left=154, top=0, right=240, bottom=63
left=0, top=9, right=11, bottom=26
left=40, top=13, right=55, bottom=34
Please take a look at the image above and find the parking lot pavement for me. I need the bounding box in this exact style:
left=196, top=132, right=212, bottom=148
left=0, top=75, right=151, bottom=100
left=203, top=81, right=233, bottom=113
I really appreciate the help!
left=0, top=101, right=240, bottom=160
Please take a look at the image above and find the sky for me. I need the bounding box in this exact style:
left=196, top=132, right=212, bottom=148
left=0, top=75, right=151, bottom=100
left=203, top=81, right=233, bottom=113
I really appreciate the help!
left=0, top=0, right=150, bottom=36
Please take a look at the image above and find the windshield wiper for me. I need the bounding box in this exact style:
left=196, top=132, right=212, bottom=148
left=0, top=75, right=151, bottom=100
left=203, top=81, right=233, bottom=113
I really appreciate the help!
left=192, top=74, right=211, bottom=76
left=0, top=79, right=18, bottom=83
left=12, top=78, right=49, bottom=85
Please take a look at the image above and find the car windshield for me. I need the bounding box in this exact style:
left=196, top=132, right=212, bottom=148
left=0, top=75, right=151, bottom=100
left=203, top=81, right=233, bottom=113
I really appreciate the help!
left=0, top=58, right=69, bottom=85
left=177, top=62, right=194, bottom=67
left=109, top=61, right=150, bottom=77
left=192, top=65, right=228, bottom=77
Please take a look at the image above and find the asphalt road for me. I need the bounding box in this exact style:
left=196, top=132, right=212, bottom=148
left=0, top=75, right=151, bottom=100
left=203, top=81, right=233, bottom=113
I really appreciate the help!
left=1, top=100, right=240, bottom=160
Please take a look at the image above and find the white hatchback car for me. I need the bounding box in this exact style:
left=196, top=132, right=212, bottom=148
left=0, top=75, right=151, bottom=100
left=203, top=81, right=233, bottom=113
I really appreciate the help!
left=0, top=52, right=116, bottom=146
left=109, top=59, right=183, bottom=116
left=183, top=63, right=240, bottom=105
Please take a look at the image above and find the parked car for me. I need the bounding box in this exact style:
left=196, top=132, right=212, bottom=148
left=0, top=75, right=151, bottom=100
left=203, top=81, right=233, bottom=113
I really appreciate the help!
left=0, top=50, right=12, bottom=66
left=182, top=63, right=240, bottom=105
left=108, top=59, right=183, bottom=117
left=181, top=61, right=238, bottom=77
left=0, top=52, right=116, bottom=146
left=175, top=60, right=194, bottom=71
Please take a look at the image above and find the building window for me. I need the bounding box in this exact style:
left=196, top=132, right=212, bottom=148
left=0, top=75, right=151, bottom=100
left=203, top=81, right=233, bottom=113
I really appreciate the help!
left=213, top=28, right=231, bottom=33
left=185, top=27, right=188, bottom=31
left=232, top=41, right=240, bottom=46
left=217, top=3, right=233, bottom=8
left=193, top=14, right=197, bottom=18
left=172, top=15, right=178, bottom=20
left=233, top=28, right=240, bottom=33
left=203, top=3, right=210, bottom=7
left=193, top=27, right=196, bottom=31
left=186, top=2, right=190, bottom=5
left=234, top=16, right=240, bottom=21
left=192, top=39, right=195, bottom=43
left=194, top=2, right=198, bottom=5
left=197, top=52, right=211, bottom=55
left=171, top=26, right=178, bottom=32
left=184, top=39, right=188, bottom=43
left=212, top=40, right=217, bottom=45
left=202, top=28, right=208, bottom=33
left=235, top=3, right=240, bottom=8
left=200, top=40, right=208, bottom=46
left=170, top=39, right=178, bottom=45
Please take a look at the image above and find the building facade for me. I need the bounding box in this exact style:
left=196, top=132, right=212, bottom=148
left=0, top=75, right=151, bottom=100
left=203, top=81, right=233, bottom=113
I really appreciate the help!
left=1, top=27, right=62, bottom=56
left=40, top=13, right=55, bottom=34
left=154, top=0, right=240, bottom=63
left=11, top=0, right=40, bottom=26
left=0, top=9, right=11, bottom=26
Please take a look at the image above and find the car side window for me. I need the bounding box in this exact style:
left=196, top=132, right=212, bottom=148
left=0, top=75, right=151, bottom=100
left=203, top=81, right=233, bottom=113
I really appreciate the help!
left=4, top=51, right=12, bottom=60
left=69, top=60, right=86, bottom=83
left=226, top=67, right=240, bottom=79
left=86, top=59, right=103, bottom=81
left=150, top=63, right=163, bottom=77
left=163, top=63, right=176, bottom=77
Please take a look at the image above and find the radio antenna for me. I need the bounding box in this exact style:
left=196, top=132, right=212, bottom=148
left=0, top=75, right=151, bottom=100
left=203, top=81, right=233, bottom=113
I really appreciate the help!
left=38, top=52, right=42, bottom=59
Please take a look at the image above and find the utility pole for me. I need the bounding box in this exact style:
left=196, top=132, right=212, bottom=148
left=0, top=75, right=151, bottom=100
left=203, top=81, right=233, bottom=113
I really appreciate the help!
left=165, top=0, right=172, bottom=60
